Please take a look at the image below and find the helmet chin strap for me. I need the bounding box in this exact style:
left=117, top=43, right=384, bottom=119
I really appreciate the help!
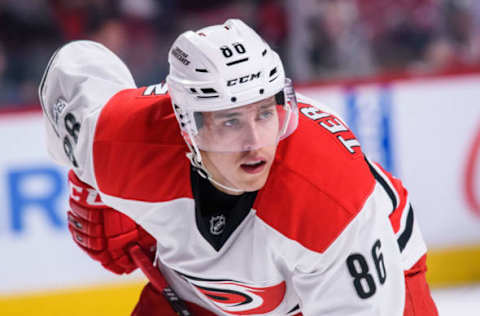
left=185, top=137, right=245, bottom=194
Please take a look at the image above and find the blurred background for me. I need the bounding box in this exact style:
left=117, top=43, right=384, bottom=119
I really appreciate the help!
left=3, top=0, right=480, bottom=106
left=0, top=0, right=479, bottom=315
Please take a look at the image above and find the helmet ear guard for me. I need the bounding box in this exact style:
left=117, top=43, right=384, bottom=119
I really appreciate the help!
left=275, top=90, right=285, bottom=106
left=193, top=112, right=204, bottom=129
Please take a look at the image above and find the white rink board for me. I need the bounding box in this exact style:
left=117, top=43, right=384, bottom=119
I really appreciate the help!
left=0, top=73, right=479, bottom=294
left=0, top=112, right=142, bottom=295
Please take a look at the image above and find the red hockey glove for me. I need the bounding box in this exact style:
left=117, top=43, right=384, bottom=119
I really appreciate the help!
left=67, top=170, right=156, bottom=274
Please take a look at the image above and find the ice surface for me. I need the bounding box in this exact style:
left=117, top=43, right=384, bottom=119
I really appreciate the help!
left=432, top=284, right=480, bottom=316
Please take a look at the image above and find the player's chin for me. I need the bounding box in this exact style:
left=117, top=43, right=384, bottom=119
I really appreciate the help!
left=237, top=177, right=268, bottom=192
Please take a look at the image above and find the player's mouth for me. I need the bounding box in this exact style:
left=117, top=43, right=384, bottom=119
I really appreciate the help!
left=240, top=159, right=267, bottom=174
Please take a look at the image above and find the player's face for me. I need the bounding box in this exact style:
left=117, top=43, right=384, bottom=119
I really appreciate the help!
left=195, top=97, right=280, bottom=153
left=199, top=97, right=279, bottom=194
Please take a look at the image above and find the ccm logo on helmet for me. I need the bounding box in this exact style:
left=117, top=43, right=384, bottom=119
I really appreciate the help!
left=227, top=71, right=261, bottom=87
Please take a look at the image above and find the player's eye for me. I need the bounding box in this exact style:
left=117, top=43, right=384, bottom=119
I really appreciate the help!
left=223, top=118, right=240, bottom=128
left=258, top=110, right=274, bottom=121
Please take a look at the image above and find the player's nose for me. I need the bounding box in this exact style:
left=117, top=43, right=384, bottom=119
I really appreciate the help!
left=241, top=122, right=262, bottom=152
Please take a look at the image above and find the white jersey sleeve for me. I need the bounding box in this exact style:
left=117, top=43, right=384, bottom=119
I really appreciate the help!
left=292, top=183, right=406, bottom=315
left=38, top=40, right=136, bottom=187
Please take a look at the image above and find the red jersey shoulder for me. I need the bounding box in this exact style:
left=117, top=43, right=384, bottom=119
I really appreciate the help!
left=254, top=101, right=375, bottom=253
left=93, top=85, right=192, bottom=202
left=297, top=102, right=362, bottom=157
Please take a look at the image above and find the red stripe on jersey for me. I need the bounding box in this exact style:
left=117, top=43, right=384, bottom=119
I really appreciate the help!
left=374, top=163, right=409, bottom=234
left=255, top=104, right=375, bottom=253
left=93, top=88, right=192, bottom=201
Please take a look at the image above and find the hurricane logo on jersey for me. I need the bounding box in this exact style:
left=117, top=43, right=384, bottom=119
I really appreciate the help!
left=179, top=273, right=286, bottom=315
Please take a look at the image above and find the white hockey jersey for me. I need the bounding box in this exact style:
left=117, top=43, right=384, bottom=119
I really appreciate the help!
left=39, top=41, right=427, bottom=315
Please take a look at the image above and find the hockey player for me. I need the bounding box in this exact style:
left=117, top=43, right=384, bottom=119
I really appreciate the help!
left=39, top=19, right=438, bottom=315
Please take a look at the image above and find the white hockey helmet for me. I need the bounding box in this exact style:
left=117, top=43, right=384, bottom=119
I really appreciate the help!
left=166, top=19, right=298, bottom=154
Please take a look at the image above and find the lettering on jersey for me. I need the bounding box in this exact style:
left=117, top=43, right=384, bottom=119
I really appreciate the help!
left=143, top=82, right=168, bottom=96
left=172, top=47, right=190, bottom=66
left=346, top=239, right=386, bottom=299
left=63, top=112, right=81, bottom=167
left=227, top=72, right=261, bottom=87
left=178, top=272, right=286, bottom=315
left=300, top=105, right=361, bottom=155
left=210, top=214, right=226, bottom=235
